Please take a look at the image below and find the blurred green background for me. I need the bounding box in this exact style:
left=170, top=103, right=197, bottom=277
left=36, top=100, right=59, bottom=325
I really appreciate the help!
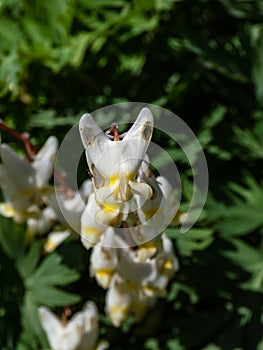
left=1, top=0, right=263, bottom=349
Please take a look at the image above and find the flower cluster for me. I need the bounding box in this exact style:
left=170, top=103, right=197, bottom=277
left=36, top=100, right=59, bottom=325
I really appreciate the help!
left=0, top=129, right=102, bottom=350
left=0, top=134, right=92, bottom=252
left=79, top=108, right=179, bottom=326
left=0, top=108, right=181, bottom=348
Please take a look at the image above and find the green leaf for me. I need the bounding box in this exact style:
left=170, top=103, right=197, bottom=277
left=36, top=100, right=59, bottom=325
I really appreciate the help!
left=17, top=241, right=41, bottom=279
left=17, top=291, right=48, bottom=350
left=208, top=176, right=263, bottom=236
left=27, top=253, right=79, bottom=287
left=144, top=338, right=160, bottom=350
left=224, top=239, right=263, bottom=291
left=201, top=105, right=227, bottom=129
left=23, top=253, right=80, bottom=307
left=29, top=285, right=80, bottom=307
left=0, top=217, right=25, bottom=260
left=167, top=228, right=214, bottom=256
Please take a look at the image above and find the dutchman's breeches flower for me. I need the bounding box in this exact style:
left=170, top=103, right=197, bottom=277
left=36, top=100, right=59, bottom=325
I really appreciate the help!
left=38, top=302, right=108, bottom=350
left=79, top=107, right=180, bottom=327
left=105, top=274, right=155, bottom=327
left=79, top=108, right=154, bottom=228
left=0, top=136, right=58, bottom=222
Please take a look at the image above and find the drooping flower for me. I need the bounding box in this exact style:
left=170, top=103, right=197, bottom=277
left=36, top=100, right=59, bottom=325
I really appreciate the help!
left=0, top=136, right=58, bottom=222
left=80, top=192, right=108, bottom=249
left=89, top=227, right=129, bottom=288
left=105, top=274, right=155, bottom=327
left=91, top=230, right=178, bottom=326
left=137, top=157, right=179, bottom=230
left=79, top=108, right=154, bottom=226
left=25, top=206, right=57, bottom=241
left=43, top=179, right=93, bottom=252
left=117, top=233, right=179, bottom=297
left=48, top=179, right=93, bottom=233
left=38, top=302, right=108, bottom=350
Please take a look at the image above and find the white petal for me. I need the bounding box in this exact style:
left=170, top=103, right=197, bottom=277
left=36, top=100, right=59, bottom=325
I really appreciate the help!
left=117, top=249, right=152, bottom=285
left=142, top=234, right=179, bottom=297
left=78, top=301, right=99, bottom=350
left=119, top=108, right=154, bottom=176
left=0, top=202, right=15, bottom=217
left=0, top=145, right=36, bottom=206
left=61, top=313, right=84, bottom=350
left=106, top=274, right=153, bottom=326
left=0, top=164, right=36, bottom=218
left=48, top=190, right=86, bottom=232
left=79, top=114, right=110, bottom=175
left=26, top=206, right=56, bottom=238
left=95, top=207, right=120, bottom=227
left=0, top=144, right=35, bottom=187
left=32, top=136, right=58, bottom=188
left=81, top=194, right=107, bottom=249
left=44, top=229, right=71, bottom=253
left=105, top=275, right=131, bottom=327
left=38, top=307, right=63, bottom=350
left=125, top=108, right=154, bottom=142
left=95, top=341, right=110, bottom=350
left=90, top=229, right=118, bottom=288
left=80, top=179, right=93, bottom=200
left=129, top=181, right=153, bottom=200
left=160, top=233, right=179, bottom=274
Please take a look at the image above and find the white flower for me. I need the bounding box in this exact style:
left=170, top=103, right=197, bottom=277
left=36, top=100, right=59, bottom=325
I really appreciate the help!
left=38, top=301, right=101, bottom=350
left=44, top=229, right=71, bottom=254
left=90, top=228, right=121, bottom=288
left=0, top=136, right=58, bottom=222
left=137, top=157, right=178, bottom=229
left=48, top=179, right=93, bottom=233
left=80, top=193, right=108, bottom=249
left=26, top=206, right=57, bottom=241
left=117, top=234, right=179, bottom=297
left=79, top=108, right=154, bottom=226
left=141, top=233, right=179, bottom=297
left=105, top=274, right=154, bottom=327
left=42, top=180, right=93, bottom=252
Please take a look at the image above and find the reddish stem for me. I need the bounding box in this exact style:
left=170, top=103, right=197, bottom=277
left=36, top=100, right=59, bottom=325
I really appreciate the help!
left=0, top=120, right=37, bottom=159
left=108, top=123, right=121, bottom=141
left=61, top=306, right=72, bottom=327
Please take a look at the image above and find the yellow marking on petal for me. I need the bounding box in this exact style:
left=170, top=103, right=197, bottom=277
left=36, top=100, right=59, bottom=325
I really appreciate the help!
left=143, top=285, right=166, bottom=297
left=44, top=240, right=58, bottom=253
left=0, top=203, right=15, bottom=217
left=138, top=247, right=157, bottom=262
left=95, top=269, right=113, bottom=288
left=102, top=202, right=120, bottom=213
left=138, top=241, right=158, bottom=261
left=96, top=268, right=114, bottom=275
left=109, top=175, right=119, bottom=187
left=108, top=305, right=128, bottom=317
left=109, top=173, right=135, bottom=202
left=143, top=285, right=158, bottom=293
left=83, top=227, right=102, bottom=236
left=163, top=259, right=173, bottom=270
